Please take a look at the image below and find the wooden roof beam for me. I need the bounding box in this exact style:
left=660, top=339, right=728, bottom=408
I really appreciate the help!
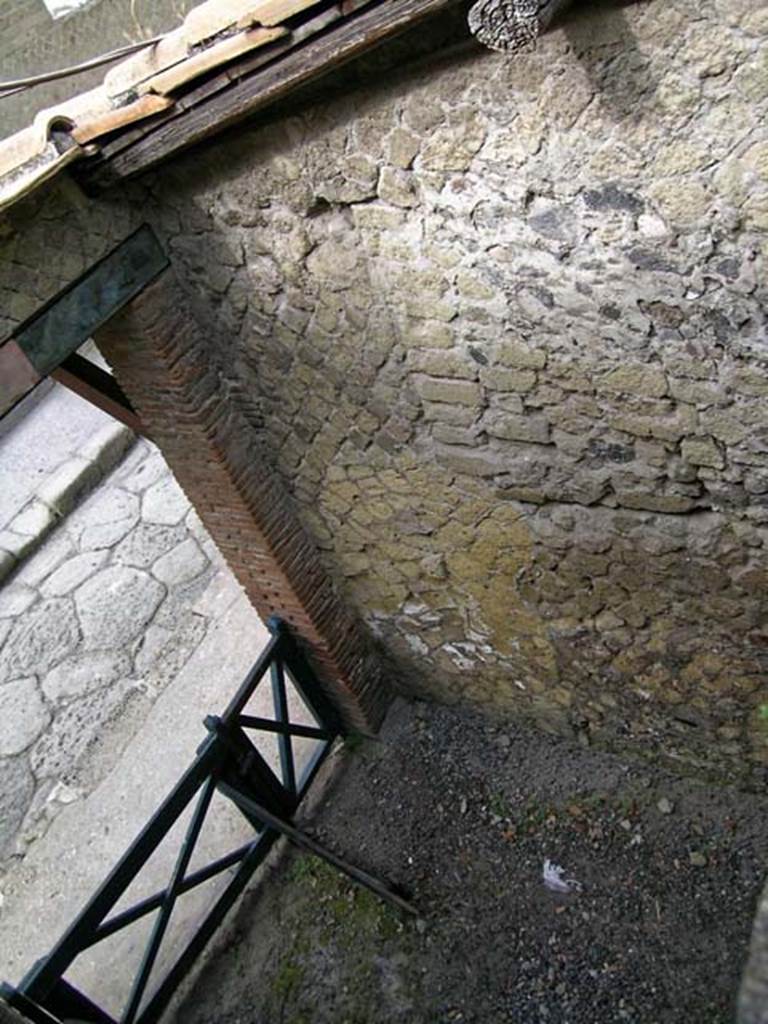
left=79, top=0, right=463, bottom=189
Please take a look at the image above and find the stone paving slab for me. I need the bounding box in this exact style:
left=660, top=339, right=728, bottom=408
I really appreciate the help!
left=0, top=437, right=228, bottom=870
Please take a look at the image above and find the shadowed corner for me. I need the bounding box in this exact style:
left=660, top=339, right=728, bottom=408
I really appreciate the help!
left=561, top=0, right=662, bottom=124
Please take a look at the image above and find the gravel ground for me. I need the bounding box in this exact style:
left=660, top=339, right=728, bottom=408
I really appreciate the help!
left=172, top=699, right=768, bottom=1024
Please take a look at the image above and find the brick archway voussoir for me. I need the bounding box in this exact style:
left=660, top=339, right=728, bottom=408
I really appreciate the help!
left=93, top=268, right=390, bottom=734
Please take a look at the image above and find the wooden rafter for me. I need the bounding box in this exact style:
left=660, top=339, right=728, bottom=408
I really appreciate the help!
left=79, top=0, right=463, bottom=187
left=0, top=0, right=464, bottom=207
left=52, top=354, right=146, bottom=436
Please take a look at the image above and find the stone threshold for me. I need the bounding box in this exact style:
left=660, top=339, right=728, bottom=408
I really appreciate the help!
left=0, top=419, right=135, bottom=586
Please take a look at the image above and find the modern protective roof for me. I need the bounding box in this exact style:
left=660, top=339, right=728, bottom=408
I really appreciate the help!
left=0, top=0, right=461, bottom=212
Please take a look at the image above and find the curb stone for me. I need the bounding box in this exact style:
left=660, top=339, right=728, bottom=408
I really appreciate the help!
left=0, top=420, right=135, bottom=587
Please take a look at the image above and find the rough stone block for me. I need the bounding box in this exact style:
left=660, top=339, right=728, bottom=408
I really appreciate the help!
left=681, top=437, right=725, bottom=469
left=0, top=755, right=34, bottom=858
left=414, top=376, right=481, bottom=406
left=0, top=584, right=37, bottom=618
left=610, top=407, right=697, bottom=443
left=481, top=368, right=537, bottom=393
left=0, top=598, right=80, bottom=682
left=113, top=522, right=186, bottom=569
left=616, top=492, right=697, bottom=514
left=484, top=411, right=551, bottom=445
left=152, top=538, right=209, bottom=587
left=495, top=485, right=547, bottom=504
left=41, top=550, right=109, bottom=597
left=142, top=475, right=190, bottom=526
left=699, top=410, right=749, bottom=445
left=10, top=500, right=56, bottom=539
left=455, top=270, right=496, bottom=301
left=668, top=378, right=724, bottom=406
left=0, top=549, right=16, bottom=586
left=405, top=296, right=457, bottom=323
left=421, top=402, right=477, bottom=427
left=114, top=445, right=166, bottom=494
left=408, top=350, right=477, bottom=379
left=42, top=650, right=132, bottom=702
left=79, top=420, right=135, bottom=474
left=75, top=566, right=165, bottom=648
left=602, top=363, right=668, bottom=399
left=36, top=457, right=99, bottom=519
left=386, top=126, right=420, bottom=168
left=727, top=366, right=768, bottom=398
left=30, top=680, right=134, bottom=782
left=352, top=205, right=406, bottom=231
left=419, top=118, right=486, bottom=172
left=378, top=167, right=418, bottom=208
left=404, top=320, right=453, bottom=349
left=15, top=533, right=75, bottom=588
left=74, top=488, right=140, bottom=550
left=432, top=424, right=482, bottom=446
left=497, top=339, right=547, bottom=370
left=435, top=445, right=506, bottom=478
left=0, top=678, right=50, bottom=757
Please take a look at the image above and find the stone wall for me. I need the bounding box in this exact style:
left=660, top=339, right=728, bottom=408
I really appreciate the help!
left=0, top=181, right=139, bottom=338
left=140, top=0, right=768, bottom=784
left=2, top=0, right=768, bottom=784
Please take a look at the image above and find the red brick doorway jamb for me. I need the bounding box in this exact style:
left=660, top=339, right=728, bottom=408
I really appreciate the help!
left=93, top=267, right=389, bottom=734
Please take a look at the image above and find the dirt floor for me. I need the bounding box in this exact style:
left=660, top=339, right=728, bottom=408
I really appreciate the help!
left=172, top=699, right=768, bottom=1024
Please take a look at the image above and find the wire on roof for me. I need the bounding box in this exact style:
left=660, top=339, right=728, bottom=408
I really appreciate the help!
left=0, top=35, right=164, bottom=99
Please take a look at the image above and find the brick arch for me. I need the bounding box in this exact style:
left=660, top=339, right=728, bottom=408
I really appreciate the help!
left=94, top=265, right=390, bottom=734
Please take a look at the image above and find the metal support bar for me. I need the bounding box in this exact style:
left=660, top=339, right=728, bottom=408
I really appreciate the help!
left=121, top=777, right=216, bottom=1024
left=206, top=716, right=294, bottom=820
left=218, top=782, right=418, bottom=917
left=270, top=659, right=297, bottom=794
left=134, top=830, right=281, bottom=1024
left=219, top=632, right=284, bottom=721
left=51, top=353, right=145, bottom=437
left=89, top=842, right=254, bottom=947
left=237, top=716, right=329, bottom=741
left=2, top=620, right=363, bottom=1024
left=266, top=617, right=345, bottom=736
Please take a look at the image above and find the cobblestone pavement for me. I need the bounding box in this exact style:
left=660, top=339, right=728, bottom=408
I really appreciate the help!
left=0, top=436, right=227, bottom=875
left=0, top=573, right=270, bottom=1011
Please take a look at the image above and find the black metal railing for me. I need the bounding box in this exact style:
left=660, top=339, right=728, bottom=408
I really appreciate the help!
left=1, top=617, right=344, bottom=1024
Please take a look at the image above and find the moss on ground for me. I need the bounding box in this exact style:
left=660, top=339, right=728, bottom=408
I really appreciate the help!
left=265, top=853, right=415, bottom=1022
